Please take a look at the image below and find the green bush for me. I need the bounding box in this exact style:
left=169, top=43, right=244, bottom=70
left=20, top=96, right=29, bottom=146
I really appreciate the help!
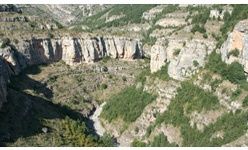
left=132, top=139, right=147, bottom=147
left=102, top=56, right=111, bottom=63
left=178, top=81, right=220, bottom=113
left=48, top=32, right=54, bottom=38
left=190, top=7, right=209, bottom=34
left=205, top=51, right=226, bottom=74
left=101, top=86, right=156, bottom=123
left=193, top=60, right=199, bottom=67
left=150, top=133, right=178, bottom=147
left=173, top=49, right=181, bottom=56
left=203, top=33, right=208, bottom=39
left=142, top=35, right=156, bottom=46
left=206, top=51, right=246, bottom=84
left=1, top=38, right=10, bottom=48
left=191, top=8, right=210, bottom=25
left=135, top=66, right=150, bottom=84
left=225, top=62, right=246, bottom=84
left=243, top=96, right=248, bottom=107
left=54, top=117, right=98, bottom=146
left=231, top=88, right=242, bottom=100
left=191, top=24, right=206, bottom=34
left=152, top=63, right=170, bottom=81
left=98, top=133, right=115, bottom=147
left=100, top=84, right=108, bottom=90
left=227, top=48, right=240, bottom=58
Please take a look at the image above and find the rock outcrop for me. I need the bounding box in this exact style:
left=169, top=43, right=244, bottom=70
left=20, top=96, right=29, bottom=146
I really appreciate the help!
left=150, top=38, right=168, bottom=73
left=0, top=35, right=143, bottom=109
left=220, top=19, right=248, bottom=73
left=168, top=40, right=214, bottom=80
left=150, top=38, right=215, bottom=80
left=5, top=36, right=143, bottom=67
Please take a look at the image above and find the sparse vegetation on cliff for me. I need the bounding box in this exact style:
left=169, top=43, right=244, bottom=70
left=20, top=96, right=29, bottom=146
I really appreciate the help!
left=150, top=81, right=248, bottom=146
left=206, top=51, right=246, bottom=84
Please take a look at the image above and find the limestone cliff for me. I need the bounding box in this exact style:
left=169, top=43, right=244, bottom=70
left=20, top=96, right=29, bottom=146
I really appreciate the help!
left=150, top=38, right=168, bottom=73
left=150, top=38, right=215, bottom=80
left=220, top=19, right=248, bottom=73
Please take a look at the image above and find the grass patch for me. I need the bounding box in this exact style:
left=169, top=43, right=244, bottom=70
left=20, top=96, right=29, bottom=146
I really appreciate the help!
left=150, top=133, right=178, bottom=147
left=101, top=86, right=156, bottom=123
left=152, top=63, right=170, bottom=81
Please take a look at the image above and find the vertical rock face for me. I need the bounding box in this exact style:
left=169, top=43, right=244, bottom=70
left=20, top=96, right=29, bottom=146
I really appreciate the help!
left=58, top=36, right=143, bottom=65
left=168, top=40, right=214, bottom=81
left=150, top=38, right=215, bottom=80
left=220, top=19, right=248, bottom=73
left=7, top=36, right=143, bottom=67
left=150, top=39, right=168, bottom=73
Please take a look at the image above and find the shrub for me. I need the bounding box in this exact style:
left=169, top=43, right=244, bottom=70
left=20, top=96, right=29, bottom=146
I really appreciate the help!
left=225, top=62, right=246, bottom=84
left=191, top=24, right=206, bottom=34
left=55, top=117, right=98, bottom=146
left=13, top=39, right=19, bottom=44
left=1, top=38, right=10, bottom=48
left=231, top=88, right=242, bottom=100
left=122, top=76, right=127, bottom=82
left=191, top=8, right=210, bottom=25
left=142, top=36, right=156, bottom=46
left=102, top=56, right=111, bottom=63
left=29, top=21, right=37, bottom=28
left=205, top=51, right=227, bottom=74
left=100, top=84, right=108, bottom=90
left=132, top=139, right=147, bottom=147
left=173, top=49, right=181, bottom=56
left=135, top=67, right=150, bottom=84
left=152, top=63, right=170, bottom=81
left=227, top=48, right=240, bottom=58
left=203, top=33, right=208, bottom=39
left=98, top=133, right=115, bottom=147
left=48, top=32, right=54, bottom=38
left=150, top=133, right=177, bottom=147
left=101, top=86, right=156, bottom=123
left=206, top=51, right=246, bottom=84
left=243, top=96, right=248, bottom=107
left=179, top=81, right=220, bottom=113
left=193, top=60, right=199, bottom=67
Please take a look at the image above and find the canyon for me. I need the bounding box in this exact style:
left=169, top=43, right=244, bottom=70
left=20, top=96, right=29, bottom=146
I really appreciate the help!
left=0, top=4, right=248, bottom=147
